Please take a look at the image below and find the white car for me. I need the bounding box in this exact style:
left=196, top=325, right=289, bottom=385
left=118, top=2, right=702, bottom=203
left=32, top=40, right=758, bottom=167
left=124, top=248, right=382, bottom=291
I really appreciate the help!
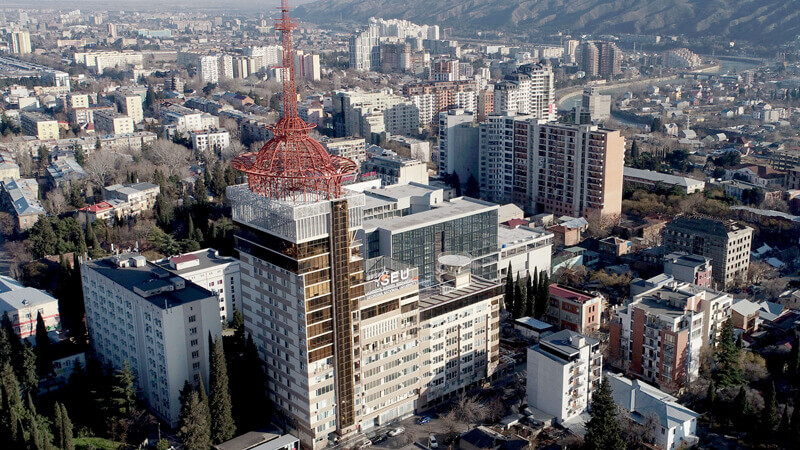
left=429, top=436, right=438, bottom=449
left=388, top=427, right=405, bottom=437
left=358, top=440, right=372, bottom=449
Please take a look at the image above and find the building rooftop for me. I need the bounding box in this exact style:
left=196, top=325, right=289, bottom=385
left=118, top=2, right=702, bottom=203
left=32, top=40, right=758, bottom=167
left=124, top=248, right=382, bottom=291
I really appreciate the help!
left=364, top=197, right=497, bottom=233
left=2, top=178, right=44, bottom=216
left=153, top=248, right=238, bottom=274
left=623, top=167, right=704, bottom=189
left=732, top=299, right=761, bottom=317
left=498, top=225, right=550, bottom=248
left=84, top=255, right=216, bottom=308
left=607, top=373, right=699, bottom=429
left=364, top=182, right=438, bottom=201
left=550, top=284, right=598, bottom=304
left=0, top=286, right=59, bottom=312
left=215, top=432, right=298, bottom=450
left=0, top=275, right=24, bottom=293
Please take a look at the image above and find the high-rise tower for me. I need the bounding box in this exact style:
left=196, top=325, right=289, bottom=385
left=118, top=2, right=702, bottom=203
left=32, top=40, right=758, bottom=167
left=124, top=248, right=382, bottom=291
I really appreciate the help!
left=229, top=1, right=363, bottom=447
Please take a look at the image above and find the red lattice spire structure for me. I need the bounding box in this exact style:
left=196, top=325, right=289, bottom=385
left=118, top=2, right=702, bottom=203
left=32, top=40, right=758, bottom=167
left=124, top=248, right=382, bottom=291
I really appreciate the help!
left=231, top=0, right=357, bottom=201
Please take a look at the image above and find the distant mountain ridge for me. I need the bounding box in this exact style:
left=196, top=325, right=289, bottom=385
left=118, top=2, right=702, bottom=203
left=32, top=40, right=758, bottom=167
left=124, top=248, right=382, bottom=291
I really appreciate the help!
left=294, top=0, right=800, bottom=44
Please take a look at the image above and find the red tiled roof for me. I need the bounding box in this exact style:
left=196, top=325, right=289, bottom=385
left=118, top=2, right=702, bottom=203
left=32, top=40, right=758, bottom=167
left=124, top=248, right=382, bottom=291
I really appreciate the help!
left=80, top=201, right=113, bottom=213
left=170, top=254, right=199, bottom=264
left=503, top=218, right=528, bottom=228
left=550, top=284, right=597, bottom=303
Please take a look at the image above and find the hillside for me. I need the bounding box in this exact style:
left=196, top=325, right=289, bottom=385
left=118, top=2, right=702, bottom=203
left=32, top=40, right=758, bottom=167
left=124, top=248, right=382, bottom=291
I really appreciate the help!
left=294, top=0, right=800, bottom=44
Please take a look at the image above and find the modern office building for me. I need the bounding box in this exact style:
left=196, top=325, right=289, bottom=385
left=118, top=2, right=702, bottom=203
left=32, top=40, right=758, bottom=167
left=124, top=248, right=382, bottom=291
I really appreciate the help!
left=93, top=111, right=134, bottom=135
left=662, top=217, right=753, bottom=289
left=438, top=109, right=479, bottom=183
left=153, top=248, right=241, bottom=323
left=81, top=254, right=223, bottom=427
left=21, top=112, right=59, bottom=140
left=526, top=330, right=602, bottom=423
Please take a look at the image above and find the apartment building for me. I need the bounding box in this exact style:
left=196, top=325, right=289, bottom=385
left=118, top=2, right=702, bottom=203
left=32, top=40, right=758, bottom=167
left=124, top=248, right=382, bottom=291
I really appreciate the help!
left=609, top=285, right=707, bottom=387
left=492, top=64, right=556, bottom=121
left=417, top=257, right=501, bottom=408
left=67, top=93, right=89, bottom=110
left=73, top=51, right=143, bottom=74
left=545, top=284, right=604, bottom=334
left=322, top=137, right=367, bottom=166
left=662, top=217, right=753, bottom=289
left=293, top=51, right=321, bottom=81
left=0, top=178, right=45, bottom=230
left=0, top=275, right=60, bottom=339
left=403, top=81, right=477, bottom=126
left=9, top=30, right=32, bottom=54
left=438, top=109, right=479, bottom=183
left=104, top=181, right=160, bottom=208
left=81, top=254, right=222, bottom=427
left=349, top=25, right=381, bottom=72
left=21, top=112, right=59, bottom=140
left=113, top=92, right=144, bottom=123
left=663, top=253, right=713, bottom=288
left=46, top=157, right=87, bottom=189
left=94, top=111, right=134, bottom=135
left=190, top=129, right=231, bottom=152
left=153, top=249, right=241, bottom=323
left=528, top=122, right=625, bottom=222
left=526, top=330, right=602, bottom=423
left=362, top=146, right=428, bottom=186
left=332, top=89, right=418, bottom=138
left=479, top=114, right=531, bottom=205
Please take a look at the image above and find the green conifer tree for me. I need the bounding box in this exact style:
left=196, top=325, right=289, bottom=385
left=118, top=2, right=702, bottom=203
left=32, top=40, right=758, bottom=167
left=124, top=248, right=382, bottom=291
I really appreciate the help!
left=208, top=335, right=235, bottom=443
left=584, top=377, right=625, bottom=450
left=34, top=313, right=53, bottom=379
left=715, top=319, right=744, bottom=387
left=512, top=276, right=525, bottom=319
left=503, top=263, right=514, bottom=313
left=762, top=381, right=778, bottom=432
left=178, top=389, right=211, bottom=450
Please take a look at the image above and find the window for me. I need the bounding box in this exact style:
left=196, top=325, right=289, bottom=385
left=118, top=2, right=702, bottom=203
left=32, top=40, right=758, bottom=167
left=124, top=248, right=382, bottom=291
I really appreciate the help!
left=192, top=362, right=200, bottom=370
left=192, top=351, right=199, bottom=359
left=189, top=327, right=197, bottom=335
left=188, top=315, right=196, bottom=323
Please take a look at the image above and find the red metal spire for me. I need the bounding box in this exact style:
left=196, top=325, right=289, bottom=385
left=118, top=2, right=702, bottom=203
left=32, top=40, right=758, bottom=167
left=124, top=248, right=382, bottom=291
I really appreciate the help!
left=231, top=0, right=358, bottom=201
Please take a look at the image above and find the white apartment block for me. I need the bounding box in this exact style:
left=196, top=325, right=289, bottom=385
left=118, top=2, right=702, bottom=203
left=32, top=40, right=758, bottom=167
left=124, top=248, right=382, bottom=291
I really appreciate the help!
left=103, top=181, right=161, bottom=211
left=154, top=248, right=241, bottom=323
left=199, top=55, right=220, bottom=83
left=333, top=89, right=412, bottom=137
left=21, top=112, right=59, bottom=140
left=479, top=114, right=531, bottom=204
left=190, top=129, right=231, bottom=152
left=94, top=111, right=134, bottom=135
left=73, top=51, right=144, bottom=74
left=526, top=330, right=602, bottom=424
left=349, top=25, right=380, bottom=72
left=67, top=93, right=89, bottom=110
left=9, top=30, right=31, bottom=54
left=492, top=64, right=555, bottom=121
left=81, top=254, right=222, bottom=427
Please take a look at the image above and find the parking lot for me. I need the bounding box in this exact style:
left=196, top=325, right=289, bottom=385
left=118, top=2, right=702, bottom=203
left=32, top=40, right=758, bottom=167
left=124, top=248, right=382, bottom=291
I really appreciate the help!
left=360, top=409, right=451, bottom=450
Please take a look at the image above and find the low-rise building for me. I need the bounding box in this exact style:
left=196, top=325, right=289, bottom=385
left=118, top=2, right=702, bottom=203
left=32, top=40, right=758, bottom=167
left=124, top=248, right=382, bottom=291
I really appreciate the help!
left=190, top=129, right=231, bottom=152
left=362, top=145, right=428, bottom=185
left=46, top=157, right=87, bottom=189
left=731, top=299, right=760, bottom=333
left=607, top=373, right=699, bottom=450
left=214, top=432, right=299, bottom=450
left=545, top=284, right=604, bottom=334
left=0, top=275, right=60, bottom=339
left=497, top=225, right=553, bottom=280
left=598, top=236, right=631, bottom=257
left=104, top=182, right=160, bottom=209
left=81, top=253, right=223, bottom=427
left=0, top=178, right=45, bottom=230
left=94, top=111, right=134, bottom=135
left=663, top=253, right=713, bottom=288
left=526, top=330, right=602, bottom=423
left=623, top=167, right=705, bottom=194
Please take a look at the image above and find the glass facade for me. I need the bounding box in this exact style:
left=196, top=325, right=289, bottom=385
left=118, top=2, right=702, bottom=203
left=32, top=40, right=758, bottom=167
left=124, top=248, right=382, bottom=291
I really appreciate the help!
left=390, top=210, right=498, bottom=285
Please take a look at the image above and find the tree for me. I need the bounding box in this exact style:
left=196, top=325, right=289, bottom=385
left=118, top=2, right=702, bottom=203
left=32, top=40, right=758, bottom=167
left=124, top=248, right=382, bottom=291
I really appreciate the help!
left=714, top=319, right=743, bottom=387
left=37, top=145, right=50, bottom=173
left=35, top=313, right=53, bottom=379
left=109, top=362, right=136, bottom=418
left=465, top=174, right=479, bottom=198
left=85, top=220, right=97, bottom=250
left=54, top=402, right=74, bottom=450
left=209, top=335, right=235, bottom=443
left=30, top=218, right=58, bottom=258
left=512, top=276, right=525, bottom=319
left=147, top=140, right=191, bottom=177
left=503, top=263, right=514, bottom=312
left=450, top=172, right=462, bottom=197
left=84, top=150, right=118, bottom=189
left=535, top=271, right=550, bottom=319
left=154, top=193, right=174, bottom=230
left=178, top=389, right=211, bottom=450
left=17, top=343, right=38, bottom=396
left=525, top=274, right=535, bottom=317
left=0, top=362, right=24, bottom=445
left=45, top=190, right=68, bottom=216
left=194, top=176, right=208, bottom=203
left=145, top=86, right=156, bottom=110
left=733, top=386, right=751, bottom=429
left=584, top=377, right=625, bottom=450
left=762, top=381, right=778, bottom=432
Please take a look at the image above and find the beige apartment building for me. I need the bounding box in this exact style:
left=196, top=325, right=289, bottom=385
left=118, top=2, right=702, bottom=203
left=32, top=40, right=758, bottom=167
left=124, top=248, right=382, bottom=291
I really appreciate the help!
left=21, top=112, right=59, bottom=140
left=94, top=111, right=134, bottom=135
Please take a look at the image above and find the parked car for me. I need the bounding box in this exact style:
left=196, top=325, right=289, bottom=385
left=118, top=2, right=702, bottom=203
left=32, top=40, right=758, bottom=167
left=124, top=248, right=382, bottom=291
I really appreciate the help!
left=429, top=435, right=438, bottom=449
left=417, top=416, right=431, bottom=425
left=388, top=427, right=405, bottom=437
left=372, top=435, right=387, bottom=444
left=358, top=440, right=372, bottom=448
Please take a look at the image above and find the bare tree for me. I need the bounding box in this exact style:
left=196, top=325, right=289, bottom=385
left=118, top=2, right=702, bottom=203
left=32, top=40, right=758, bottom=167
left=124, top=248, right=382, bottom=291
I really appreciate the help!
left=220, top=140, right=246, bottom=162
left=0, top=212, right=14, bottom=236
left=85, top=151, right=119, bottom=190
left=146, top=139, right=191, bottom=177
left=45, top=190, right=68, bottom=216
